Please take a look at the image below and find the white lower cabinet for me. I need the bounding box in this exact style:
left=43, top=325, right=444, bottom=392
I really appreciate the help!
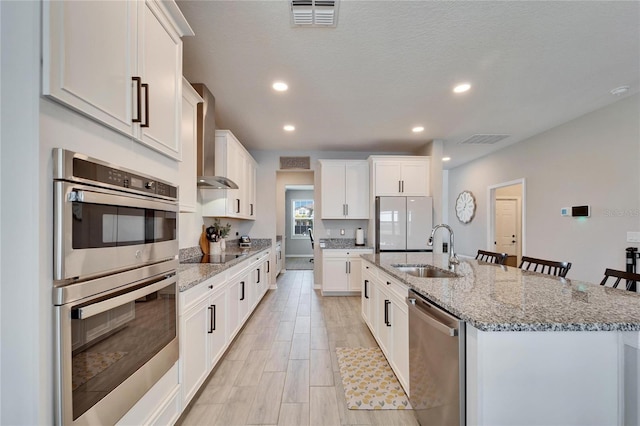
left=361, top=263, right=376, bottom=328
left=322, top=249, right=373, bottom=294
left=228, top=271, right=251, bottom=340
left=179, top=250, right=271, bottom=411
left=180, top=275, right=227, bottom=407
left=362, top=262, right=410, bottom=393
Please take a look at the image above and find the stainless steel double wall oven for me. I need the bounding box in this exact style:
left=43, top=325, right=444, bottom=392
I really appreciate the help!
left=53, top=149, right=179, bottom=425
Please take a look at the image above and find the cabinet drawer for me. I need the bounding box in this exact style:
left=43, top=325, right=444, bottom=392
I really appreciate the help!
left=181, top=273, right=226, bottom=311
left=377, top=270, right=409, bottom=301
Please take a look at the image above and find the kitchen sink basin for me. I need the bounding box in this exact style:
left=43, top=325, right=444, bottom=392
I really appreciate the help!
left=392, top=264, right=459, bottom=278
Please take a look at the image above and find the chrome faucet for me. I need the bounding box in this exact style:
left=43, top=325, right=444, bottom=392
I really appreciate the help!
left=428, top=224, right=459, bottom=268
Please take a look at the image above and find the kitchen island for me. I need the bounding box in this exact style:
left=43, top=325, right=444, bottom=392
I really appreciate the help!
left=361, top=252, right=640, bottom=426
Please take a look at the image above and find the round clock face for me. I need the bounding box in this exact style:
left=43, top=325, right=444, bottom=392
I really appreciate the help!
left=455, top=191, right=476, bottom=223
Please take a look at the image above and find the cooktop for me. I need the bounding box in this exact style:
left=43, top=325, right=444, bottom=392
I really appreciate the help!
left=181, top=253, right=248, bottom=264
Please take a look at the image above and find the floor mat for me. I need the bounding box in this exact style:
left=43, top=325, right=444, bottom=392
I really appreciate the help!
left=285, top=256, right=314, bottom=270
left=336, top=347, right=411, bottom=410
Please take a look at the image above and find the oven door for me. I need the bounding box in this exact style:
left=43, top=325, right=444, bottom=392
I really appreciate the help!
left=54, top=181, right=178, bottom=284
left=54, top=272, right=178, bottom=425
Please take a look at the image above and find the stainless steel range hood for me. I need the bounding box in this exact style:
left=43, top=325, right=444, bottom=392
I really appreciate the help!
left=192, top=83, right=239, bottom=190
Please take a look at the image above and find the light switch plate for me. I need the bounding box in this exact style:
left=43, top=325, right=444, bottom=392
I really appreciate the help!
left=627, top=231, right=640, bottom=243
left=561, top=207, right=569, bottom=216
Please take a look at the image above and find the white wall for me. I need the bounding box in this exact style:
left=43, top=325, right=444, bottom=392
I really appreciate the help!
left=1, top=1, right=48, bottom=423
left=447, top=94, right=640, bottom=282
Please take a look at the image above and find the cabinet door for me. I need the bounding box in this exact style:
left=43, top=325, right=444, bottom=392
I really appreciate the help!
left=390, top=298, right=409, bottom=391
left=43, top=0, right=137, bottom=137
left=348, top=257, right=364, bottom=292
left=179, top=80, right=201, bottom=212
left=321, top=162, right=347, bottom=218
left=228, top=272, right=250, bottom=333
left=345, top=162, right=370, bottom=219
left=400, top=161, right=429, bottom=196
left=226, top=138, right=244, bottom=217
left=138, top=1, right=183, bottom=159
left=374, top=162, right=403, bottom=196
left=322, top=257, right=349, bottom=292
left=361, top=266, right=375, bottom=327
left=181, top=298, right=210, bottom=406
left=247, top=160, right=256, bottom=219
left=375, top=284, right=392, bottom=356
left=208, top=288, right=227, bottom=369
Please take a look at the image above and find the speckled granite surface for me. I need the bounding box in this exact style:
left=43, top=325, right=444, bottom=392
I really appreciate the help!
left=320, top=238, right=373, bottom=250
left=178, top=239, right=272, bottom=292
left=361, top=252, right=640, bottom=332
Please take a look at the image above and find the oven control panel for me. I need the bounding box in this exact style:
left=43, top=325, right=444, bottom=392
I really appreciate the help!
left=72, top=157, right=177, bottom=199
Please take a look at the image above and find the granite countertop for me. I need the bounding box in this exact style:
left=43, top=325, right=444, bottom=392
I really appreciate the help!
left=319, top=238, right=373, bottom=250
left=361, top=252, right=640, bottom=332
left=178, top=239, right=272, bottom=292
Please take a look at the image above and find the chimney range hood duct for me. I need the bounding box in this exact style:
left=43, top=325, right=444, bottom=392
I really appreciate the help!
left=191, top=83, right=239, bottom=190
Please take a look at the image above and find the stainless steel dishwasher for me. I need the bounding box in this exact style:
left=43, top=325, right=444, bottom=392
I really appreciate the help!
left=407, top=289, right=465, bottom=426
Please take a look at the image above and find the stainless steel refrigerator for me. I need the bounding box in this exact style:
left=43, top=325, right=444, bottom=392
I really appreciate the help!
left=375, top=196, right=433, bottom=252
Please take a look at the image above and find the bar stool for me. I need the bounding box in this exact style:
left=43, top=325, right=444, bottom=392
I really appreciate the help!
left=518, top=256, right=572, bottom=278
left=600, top=268, right=640, bottom=291
left=475, top=250, right=508, bottom=265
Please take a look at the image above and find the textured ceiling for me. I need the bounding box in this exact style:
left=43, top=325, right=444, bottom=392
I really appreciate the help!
left=178, top=1, right=640, bottom=169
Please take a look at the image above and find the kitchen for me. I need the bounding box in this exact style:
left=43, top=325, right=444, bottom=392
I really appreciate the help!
left=1, top=1, right=639, bottom=426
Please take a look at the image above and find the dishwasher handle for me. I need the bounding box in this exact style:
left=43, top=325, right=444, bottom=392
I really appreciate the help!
left=407, top=297, right=458, bottom=337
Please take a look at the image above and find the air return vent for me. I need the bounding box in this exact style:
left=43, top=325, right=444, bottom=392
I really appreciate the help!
left=458, top=134, right=510, bottom=145
left=291, top=0, right=338, bottom=27
left=280, top=156, right=311, bottom=170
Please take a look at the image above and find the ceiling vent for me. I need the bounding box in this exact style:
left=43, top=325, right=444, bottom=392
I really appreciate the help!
left=458, top=134, right=510, bottom=145
left=280, top=156, right=311, bottom=170
left=290, top=0, right=338, bottom=27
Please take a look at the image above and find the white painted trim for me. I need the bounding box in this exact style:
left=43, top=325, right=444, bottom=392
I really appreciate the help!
left=487, top=178, right=526, bottom=256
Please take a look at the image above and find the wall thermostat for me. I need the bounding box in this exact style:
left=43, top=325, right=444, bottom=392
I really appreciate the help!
left=571, top=205, right=591, bottom=217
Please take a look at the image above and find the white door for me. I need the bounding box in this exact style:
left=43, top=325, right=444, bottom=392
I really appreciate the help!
left=321, top=162, right=347, bottom=218
left=345, top=162, right=370, bottom=219
left=400, top=162, right=429, bottom=196
left=495, top=199, right=518, bottom=256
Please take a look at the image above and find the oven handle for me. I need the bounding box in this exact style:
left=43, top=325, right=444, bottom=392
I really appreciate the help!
left=68, top=185, right=178, bottom=212
left=75, top=274, right=176, bottom=319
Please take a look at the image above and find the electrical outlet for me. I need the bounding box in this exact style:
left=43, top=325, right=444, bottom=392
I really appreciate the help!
left=627, top=231, right=640, bottom=243
left=326, top=229, right=331, bottom=236
left=340, top=229, right=345, bottom=235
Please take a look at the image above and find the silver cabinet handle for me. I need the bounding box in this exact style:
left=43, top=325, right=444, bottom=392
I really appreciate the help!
left=399, top=180, right=402, bottom=193
left=76, top=274, right=176, bottom=319
left=345, top=204, right=349, bottom=216
left=401, top=180, right=404, bottom=193
left=346, top=261, right=349, bottom=274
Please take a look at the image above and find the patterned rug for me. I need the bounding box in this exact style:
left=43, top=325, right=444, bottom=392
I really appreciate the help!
left=285, top=256, right=314, bottom=270
left=336, top=347, right=412, bottom=410
left=72, top=351, right=126, bottom=391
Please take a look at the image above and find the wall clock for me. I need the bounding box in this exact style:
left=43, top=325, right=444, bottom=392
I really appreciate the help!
left=455, top=190, right=476, bottom=223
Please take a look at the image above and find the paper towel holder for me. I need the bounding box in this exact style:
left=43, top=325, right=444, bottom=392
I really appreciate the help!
left=355, top=227, right=365, bottom=246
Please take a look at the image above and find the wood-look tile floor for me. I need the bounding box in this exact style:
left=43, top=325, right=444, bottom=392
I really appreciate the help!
left=178, top=270, right=418, bottom=426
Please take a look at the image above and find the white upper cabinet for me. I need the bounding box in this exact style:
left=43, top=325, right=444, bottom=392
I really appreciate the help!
left=42, top=0, right=193, bottom=160
left=201, top=130, right=257, bottom=220
left=370, top=156, right=430, bottom=196
left=178, top=79, right=202, bottom=212
left=319, top=160, right=369, bottom=219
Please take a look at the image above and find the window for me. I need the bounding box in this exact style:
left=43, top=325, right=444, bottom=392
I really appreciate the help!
left=292, top=199, right=314, bottom=238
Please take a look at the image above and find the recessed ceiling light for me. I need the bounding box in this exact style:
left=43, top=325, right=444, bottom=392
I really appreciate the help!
left=283, top=125, right=295, bottom=131
left=610, top=85, right=630, bottom=96
left=453, top=83, right=471, bottom=93
left=442, top=157, right=451, bottom=162
left=412, top=126, right=425, bottom=133
left=272, top=81, right=288, bottom=92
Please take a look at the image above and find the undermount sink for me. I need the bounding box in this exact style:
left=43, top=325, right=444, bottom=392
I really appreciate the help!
left=392, top=264, right=459, bottom=278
